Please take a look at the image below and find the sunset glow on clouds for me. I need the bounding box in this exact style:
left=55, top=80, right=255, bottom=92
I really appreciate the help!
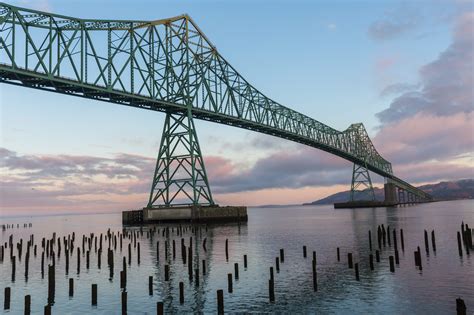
left=1, top=1, right=472, bottom=215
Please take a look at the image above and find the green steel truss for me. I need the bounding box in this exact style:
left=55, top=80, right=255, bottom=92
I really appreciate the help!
left=0, top=3, right=432, bottom=201
left=350, top=163, right=375, bottom=201
left=148, top=111, right=214, bottom=208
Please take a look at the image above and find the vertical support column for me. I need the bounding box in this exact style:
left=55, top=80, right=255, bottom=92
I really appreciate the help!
left=350, top=163, right=375, bottom=201
left=148, top=111, right=214, bottom=208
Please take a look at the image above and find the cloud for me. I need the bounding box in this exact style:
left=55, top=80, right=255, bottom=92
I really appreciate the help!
left=372, top=11, right=474, bottom=187
left=374, top=112, right=473, bottom=165
left=368, top=7, right=419, bottom=41
left=379, top=83, right=420, bottom=98
left=376, top=11, right=473, bottom=124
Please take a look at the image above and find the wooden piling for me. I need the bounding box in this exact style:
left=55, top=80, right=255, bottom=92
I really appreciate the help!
left=91, top=284, right=97, bottom=305
left=244, top=254, right=248, bottom=268
left=337, top=247, right=340, bottom=261
left=369, top=230, right=372, bottom=251
left=225, top=239, right=229, bottom=261
left=431, top=230, right=436, bottom=252
left=4, top=287, right=10, bottom=310
left=395, top=250, right=400, bottom=265
left=270, top=267, right=274, bottom=282
left=217, top=290, right=224, bottom=314
left=375, top=250, right=380, bottom=262
left=69, top=278, right=74, bottom=297
left=269, top=279, right=275, bottom=302
left=179, top=281, right=184, bottom=304
left=369, top=254, right=374, bottom=270
left=121, top=291, right=127, bottom=315
left=202, top=259, right=206, bottom=275
left=44, top=304, right=51, bottom=315
left=400, top=229, right=405, bottom=251
left=275, top=257, right=280, bottom=273
left=456, top=297, right=467, bottom=315
left=312, top=259, right=317, bottom=291
left=355, top=263, right=360, bottom=281
left=457, top=231, right=463, bottom=257
left=227, top=273, right=233, bottom=293
left=303, top=246, right=307, bottom=258
left=157, top=301, right=164, bottom=315
left=424, top=230, right=429, bottom=254
left=149, top=276, right=153, bottom=295
left=348, top=253, right=353, bottom=268
left=22, top=294, right=31, bottom=315
left=234, top=263, right=239, bottom=279
left=279, top=248, right=284, bottom=263
left=389, top=256, right=395, bottom=272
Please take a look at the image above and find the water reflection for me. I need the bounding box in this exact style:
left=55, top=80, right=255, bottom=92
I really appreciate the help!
left=0, top=200, right=473, bottom=314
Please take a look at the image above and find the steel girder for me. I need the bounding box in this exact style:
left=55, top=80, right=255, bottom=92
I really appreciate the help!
left=0, top=3, right=432, bottom=201
left=350, top=163, right=375, bottom=201
left=148, top=111, right=214, bottom=208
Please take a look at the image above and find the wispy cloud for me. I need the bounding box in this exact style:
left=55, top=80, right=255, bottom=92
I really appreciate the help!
left=368, top=6, right=420, bottom=41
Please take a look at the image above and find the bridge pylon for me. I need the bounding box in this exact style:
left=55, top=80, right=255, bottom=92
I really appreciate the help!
left=350, top=163, right=376, bottom=201
left=147, top=109, right=214, bottom=208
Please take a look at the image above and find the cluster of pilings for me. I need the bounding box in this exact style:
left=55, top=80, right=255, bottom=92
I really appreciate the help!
left=1, top=220, right=471, bottom=314
left=2, top=223, right=33, bottom=231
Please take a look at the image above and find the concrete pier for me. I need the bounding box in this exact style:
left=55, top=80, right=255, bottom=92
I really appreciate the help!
left=123, top=205, right=247, bottom=224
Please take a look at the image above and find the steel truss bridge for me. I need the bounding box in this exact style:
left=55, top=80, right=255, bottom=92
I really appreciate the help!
left=0, top=3, right=432, bottom=207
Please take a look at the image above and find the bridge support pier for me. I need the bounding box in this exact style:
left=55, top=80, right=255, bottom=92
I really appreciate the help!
left=384, top=182, right=397, bottom=204
left=350, top=163, right=375, bottom=201
left=147, top=110, right=214, bottom=208
left=122, top=110, right=247, bottom=224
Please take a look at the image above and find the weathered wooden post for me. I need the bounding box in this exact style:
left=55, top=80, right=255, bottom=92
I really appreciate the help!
left=369, top=230, right=372, bottom=251
left=389, top=256, right=395, bottom=272
left=121, top=291, right=127, bottom=315
left=179, top=281, right=184, bottom=304
left=4, top=287, right=10, bottom=310
left=337, top=247, right=340, bottom=261
left=69, top=278, right=74, bottom=297
left=400, top=229, right=405, bottom=251
left=234, top=263, right=239, bottom=279
left=244, top=255, right=248, bottom=268
left=217, top=290, right=224, bottom=314
left=44, top=304, right=51, bottom=315
left=375, top=250, right=380, bottom=262
left=275, top=257, right=280, bottom=273
left=280, top=249, right=284, bottom=263
left=424, top=230, right=429, bottom=254
left=456, top=297, right=466, bottom=315
left=225, top=239, right=229, bottom=261
left=91, top=284, right=98, bottom=305
left=227, top=273, right=233, bottom=293
left=303, top=246, right=307, bottom=258
left=457, top=232, right=463, bottom=257
left=312, top=259, right=317, bottom=291
left=369, top=254, right=374, bottom=270
left=355, top=263, right=360, bottom=281
left=24, top=295, right=31, bottom=315
left=348, top=253, right=353, bottom=268
left=269, top=278, right=275, bottom=302
left=395, top=250, right=400, bottom=265
left=149, top=276, right=153, bottom=295
left=157, top=301, right=164, bottom=315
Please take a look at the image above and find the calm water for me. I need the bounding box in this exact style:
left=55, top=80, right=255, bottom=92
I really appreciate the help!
left=1, top=200, right=473, bottom=314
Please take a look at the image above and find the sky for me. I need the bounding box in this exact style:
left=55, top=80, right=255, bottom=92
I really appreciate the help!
left=1, top=0, right=473, bottom=216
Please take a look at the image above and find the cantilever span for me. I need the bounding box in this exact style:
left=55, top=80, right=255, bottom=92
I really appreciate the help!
left=0, top=3, right=432, bottom=206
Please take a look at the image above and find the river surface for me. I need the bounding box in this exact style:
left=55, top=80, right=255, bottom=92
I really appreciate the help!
left=1, top=199, right=473, bottom=314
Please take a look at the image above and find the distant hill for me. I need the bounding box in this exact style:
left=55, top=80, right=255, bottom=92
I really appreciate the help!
left=305, top=179, right=474, bottom=205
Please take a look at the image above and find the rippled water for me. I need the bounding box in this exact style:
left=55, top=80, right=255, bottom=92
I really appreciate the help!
left=1, top=199, right=473, bottom=314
